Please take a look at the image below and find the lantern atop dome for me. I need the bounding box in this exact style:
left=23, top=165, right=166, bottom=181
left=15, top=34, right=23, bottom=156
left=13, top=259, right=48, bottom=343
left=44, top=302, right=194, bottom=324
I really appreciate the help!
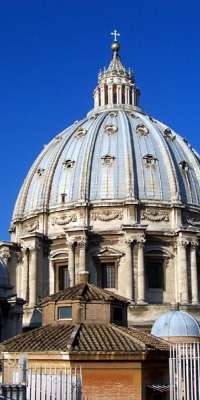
left=93, top=31, right=140, bottom=111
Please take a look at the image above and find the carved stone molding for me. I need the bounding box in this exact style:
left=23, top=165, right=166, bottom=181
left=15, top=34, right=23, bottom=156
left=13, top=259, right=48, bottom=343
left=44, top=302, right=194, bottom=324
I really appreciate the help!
left=23, top=220, right=39, bottom=233
left=184, top=211, right=200, bottom=227
left=141, top=208, right=169, bottom=222
left=52, top=214, right=77, bottom=226
left=91, top=210, right=123, bottom=222
left=0, top=248, right=11, bottom=262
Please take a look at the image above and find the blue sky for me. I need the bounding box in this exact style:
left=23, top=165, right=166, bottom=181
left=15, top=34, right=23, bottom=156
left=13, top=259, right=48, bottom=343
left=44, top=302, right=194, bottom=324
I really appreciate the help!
left=0, top=0, right=200, bottom=239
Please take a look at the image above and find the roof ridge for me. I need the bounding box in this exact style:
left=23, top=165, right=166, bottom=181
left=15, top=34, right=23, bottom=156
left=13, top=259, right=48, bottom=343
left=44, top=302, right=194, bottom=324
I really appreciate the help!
left=67, top=324, right=81, bottom=351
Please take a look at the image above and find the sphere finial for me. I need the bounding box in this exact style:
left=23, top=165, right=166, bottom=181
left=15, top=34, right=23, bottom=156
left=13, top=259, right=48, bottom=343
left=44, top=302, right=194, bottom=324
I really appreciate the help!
left=110, top=29, right=120, bottom=53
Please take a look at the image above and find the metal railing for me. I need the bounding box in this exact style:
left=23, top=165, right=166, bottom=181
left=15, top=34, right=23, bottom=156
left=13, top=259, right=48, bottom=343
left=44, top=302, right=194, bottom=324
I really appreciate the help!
left=1, top=362, right=82, bottom=400
left=169, top=342, right=200, bottom=400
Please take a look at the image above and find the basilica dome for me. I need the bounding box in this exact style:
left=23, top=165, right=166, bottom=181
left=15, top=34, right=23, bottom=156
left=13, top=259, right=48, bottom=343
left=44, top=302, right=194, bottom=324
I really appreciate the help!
left=7, top=35, right=200, bottom=330
left=12, top=42, right=200, bottom=224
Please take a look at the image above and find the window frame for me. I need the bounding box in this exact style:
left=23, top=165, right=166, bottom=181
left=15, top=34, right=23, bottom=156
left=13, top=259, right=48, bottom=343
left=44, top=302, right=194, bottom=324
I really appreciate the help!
left=57, top=306, right=72, bottom=320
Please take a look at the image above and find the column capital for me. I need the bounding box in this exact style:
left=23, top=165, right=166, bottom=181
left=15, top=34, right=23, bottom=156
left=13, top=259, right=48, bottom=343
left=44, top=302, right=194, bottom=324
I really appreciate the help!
left=77, top=238, right=87, bottom=249
left=190, top=240, right=198, bottom=248
left=136, top=235, right=146, bottom=245
left=177, top=238, right=189, bottom=247
left=125, top=236, right=135, bottom=245
left=68, top=238, right=76, bottom=249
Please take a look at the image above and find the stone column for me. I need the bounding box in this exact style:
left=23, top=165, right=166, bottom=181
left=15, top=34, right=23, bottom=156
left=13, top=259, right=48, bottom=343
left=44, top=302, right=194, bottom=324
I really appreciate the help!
left=117, top=85, right=122, bottom=104
left=78, top=238, right=88, bottom=284
left=125, top=238, right=134, bottom=300
left=49, top=258, right=54, bottom=295
left=68, top=239, right=75, bottom=287
left=177, top=238, right=189, bottom=304
left=137, top=236, right=146, bottom=304
left=29, top=247, right=38, bottom=307
left=190, top=241, right=198, bottom=304
left=22, top=247, right=29, bottom=302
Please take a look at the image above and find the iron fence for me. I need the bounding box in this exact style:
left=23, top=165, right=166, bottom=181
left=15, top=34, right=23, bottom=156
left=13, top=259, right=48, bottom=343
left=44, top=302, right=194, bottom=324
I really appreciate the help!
left=169, top=342, right=200, bottom=400
left=0, top=362, right=82, bottom=400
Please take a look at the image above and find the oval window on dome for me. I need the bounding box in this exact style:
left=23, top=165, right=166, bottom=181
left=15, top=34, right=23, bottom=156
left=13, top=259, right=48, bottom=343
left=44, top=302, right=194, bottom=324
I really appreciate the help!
left=101, top=154, right=116, bottom=166
left=75, top=127, right=87, bottom=138
left=164, top=128, right=176, bottom=140
left=136, top=124, right=149, bottom=136
left=104, top=125, right=118, bottom=135
left=179, top=160, right=189, bottom=172
left=143, top=154, right=157, bottom=167
left=109, top=111, right=118, bottom=117
left=37, top=168, right=45, bottom=176
left=62, top=160, right=75, bottom=168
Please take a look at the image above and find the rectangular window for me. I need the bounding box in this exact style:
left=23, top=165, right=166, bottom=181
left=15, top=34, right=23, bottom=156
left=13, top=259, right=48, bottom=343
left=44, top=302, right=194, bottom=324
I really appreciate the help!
left=113, top=306, right=123, bottom=324
left=147, top=261, right=164, bottom=289
left=58, top=306, right=72, bottom=320
left=59, top=266, right=69, bottom=291
left=102, top=263, right=116, bottom=288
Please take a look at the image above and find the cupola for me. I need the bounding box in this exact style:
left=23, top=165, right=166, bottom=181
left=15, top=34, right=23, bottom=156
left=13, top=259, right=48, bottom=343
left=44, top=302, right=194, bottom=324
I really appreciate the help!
left=93, top=30, right=140, bottom=111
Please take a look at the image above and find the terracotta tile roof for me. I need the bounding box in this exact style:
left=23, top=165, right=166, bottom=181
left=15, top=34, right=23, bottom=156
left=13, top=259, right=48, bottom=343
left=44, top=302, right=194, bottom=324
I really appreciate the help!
left=42, top=283, right=129, bottom=304
left=0, top=323, right=169, bottom=354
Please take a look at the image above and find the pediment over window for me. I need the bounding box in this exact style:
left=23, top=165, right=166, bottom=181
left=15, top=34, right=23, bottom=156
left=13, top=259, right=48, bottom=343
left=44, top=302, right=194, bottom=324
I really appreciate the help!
left=97, top=247, right=123, bottom=259
left=50, top=250, right=68, bottom=260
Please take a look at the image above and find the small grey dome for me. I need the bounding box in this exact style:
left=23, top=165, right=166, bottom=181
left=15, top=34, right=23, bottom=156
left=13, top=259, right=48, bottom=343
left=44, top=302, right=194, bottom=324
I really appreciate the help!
left=151, top=311, right=200, bottom=338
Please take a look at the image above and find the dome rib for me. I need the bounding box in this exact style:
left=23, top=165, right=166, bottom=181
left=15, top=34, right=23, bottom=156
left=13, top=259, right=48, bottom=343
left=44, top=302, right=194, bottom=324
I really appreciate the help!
left=81, top=113, right=107, bottom=202
left=121, top=112, right=137, bottom=199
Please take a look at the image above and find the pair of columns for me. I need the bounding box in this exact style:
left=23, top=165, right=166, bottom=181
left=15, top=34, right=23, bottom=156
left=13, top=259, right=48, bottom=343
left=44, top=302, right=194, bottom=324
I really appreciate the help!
left=125, top=235, right=146, bottom=304
left=177, top=238, right=198, bottom=304
left=49, top=237, right=88, bottom=295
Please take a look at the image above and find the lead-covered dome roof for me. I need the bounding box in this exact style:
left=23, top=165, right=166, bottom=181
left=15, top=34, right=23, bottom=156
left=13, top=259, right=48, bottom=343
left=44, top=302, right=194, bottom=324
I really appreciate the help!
left=12, top=39, right=200, bottom=221
left=151, top=311, right=200, bottom=338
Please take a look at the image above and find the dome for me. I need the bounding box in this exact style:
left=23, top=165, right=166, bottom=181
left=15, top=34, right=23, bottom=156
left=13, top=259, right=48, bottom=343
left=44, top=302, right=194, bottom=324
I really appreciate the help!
left=13, top=103, right=200, bottom=221
left=12, top=40, right=200, bottom=223
left=151, top=311, right=200, bottom=338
